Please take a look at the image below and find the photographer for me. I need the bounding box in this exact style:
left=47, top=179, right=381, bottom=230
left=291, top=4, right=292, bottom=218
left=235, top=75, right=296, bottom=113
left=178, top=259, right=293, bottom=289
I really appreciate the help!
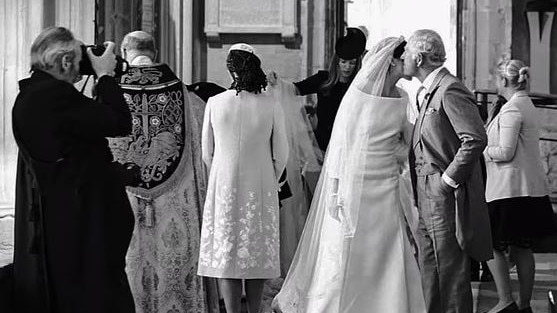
left=11, top=27, right=135, bottom=313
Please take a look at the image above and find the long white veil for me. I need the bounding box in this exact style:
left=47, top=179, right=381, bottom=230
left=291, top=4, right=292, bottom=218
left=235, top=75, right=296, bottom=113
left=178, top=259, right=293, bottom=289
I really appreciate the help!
left=268, top=75, right=324, bottom=275
left=271, top=80, right=323, bottom=176
left=273, top=37, right=412, bottom=312
left=325, top=36, right=407, bottom=236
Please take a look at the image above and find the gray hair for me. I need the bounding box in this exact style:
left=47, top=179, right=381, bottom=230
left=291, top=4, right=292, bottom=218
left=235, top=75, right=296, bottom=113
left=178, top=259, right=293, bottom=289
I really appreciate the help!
left=30, top=27, right=78, bottom=72
left=407, top=29, right=446, bottom=68
left=496, top=59, right=529, bottom=91
left=121, top=31, right=156, bottom=60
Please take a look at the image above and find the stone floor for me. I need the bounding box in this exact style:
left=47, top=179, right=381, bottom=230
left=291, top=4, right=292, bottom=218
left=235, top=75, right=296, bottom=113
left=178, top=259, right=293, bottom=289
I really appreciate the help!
left=255, top=255, right=557, bottom=313
left=1, top=213, right=555, bottom=313
left=474, top=254, right=557, bottom=313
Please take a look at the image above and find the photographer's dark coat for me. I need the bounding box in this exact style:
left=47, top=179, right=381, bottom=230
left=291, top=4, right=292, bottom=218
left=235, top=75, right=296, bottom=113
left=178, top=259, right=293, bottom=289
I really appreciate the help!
left=12, top=71, right=135, bottom=313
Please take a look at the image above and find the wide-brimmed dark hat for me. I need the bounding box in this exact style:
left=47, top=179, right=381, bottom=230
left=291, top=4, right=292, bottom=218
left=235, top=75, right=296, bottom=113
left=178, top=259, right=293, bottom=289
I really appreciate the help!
left=335, top=27, right=367, bottom=60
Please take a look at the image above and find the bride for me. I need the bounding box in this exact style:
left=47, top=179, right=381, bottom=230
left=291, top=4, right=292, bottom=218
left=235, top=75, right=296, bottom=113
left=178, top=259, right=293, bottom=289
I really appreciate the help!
left=272, top=36, right=426, bottom=313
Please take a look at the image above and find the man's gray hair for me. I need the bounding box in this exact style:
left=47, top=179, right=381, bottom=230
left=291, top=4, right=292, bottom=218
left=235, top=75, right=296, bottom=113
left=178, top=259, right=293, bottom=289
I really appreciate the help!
left=121, top=31, right=156, bottom=59
left=30, top=27, right=78, bottom=72
left=408, top=29, right=447, bottom=68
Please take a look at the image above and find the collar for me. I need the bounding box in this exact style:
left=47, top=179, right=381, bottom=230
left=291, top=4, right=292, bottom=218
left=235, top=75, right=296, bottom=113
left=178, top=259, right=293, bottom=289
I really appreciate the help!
left=19, top=70, right=62, bottom=90
left=130, top=55, right=155, bottom=66
left=509, top=90, right=528, bottom=101
left=422, top=66, right=444, bottom=91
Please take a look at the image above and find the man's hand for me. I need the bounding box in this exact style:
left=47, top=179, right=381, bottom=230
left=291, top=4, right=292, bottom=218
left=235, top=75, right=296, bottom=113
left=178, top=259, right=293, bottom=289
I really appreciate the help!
left=88, top=41, right=117, bottom=78
left=438, top=175, right=455, bottom=195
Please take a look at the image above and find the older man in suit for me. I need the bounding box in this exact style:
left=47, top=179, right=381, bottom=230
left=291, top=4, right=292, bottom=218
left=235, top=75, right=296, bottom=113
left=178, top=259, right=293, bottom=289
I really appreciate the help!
left=403, top=29, right=492, bottom=313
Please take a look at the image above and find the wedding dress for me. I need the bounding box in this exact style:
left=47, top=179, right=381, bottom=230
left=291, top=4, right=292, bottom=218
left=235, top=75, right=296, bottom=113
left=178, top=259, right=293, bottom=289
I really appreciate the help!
left=272, top=37, right=426, bottom=313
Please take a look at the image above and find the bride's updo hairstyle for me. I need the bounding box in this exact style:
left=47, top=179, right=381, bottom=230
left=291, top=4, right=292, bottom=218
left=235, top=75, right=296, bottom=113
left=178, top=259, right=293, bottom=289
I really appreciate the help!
left=368, top=37, right=406, bottom=60
left=496, top=59, right=529, bottom=91
left=393, top=41, right=406, bottom=59
left=355, top=36, right=406, bottom=95
left=226, top=43, right=267, bottom=95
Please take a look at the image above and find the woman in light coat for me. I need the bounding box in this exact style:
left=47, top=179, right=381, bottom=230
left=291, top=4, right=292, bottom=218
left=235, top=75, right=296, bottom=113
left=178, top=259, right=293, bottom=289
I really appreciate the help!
left=197, top=43, right=289, bottom=313
left=483, top=59, right=557, bottom=313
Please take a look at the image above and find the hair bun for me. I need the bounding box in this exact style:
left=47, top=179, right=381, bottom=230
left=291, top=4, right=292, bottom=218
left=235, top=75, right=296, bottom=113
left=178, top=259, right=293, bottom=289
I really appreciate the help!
left=518, top=66, right=529, bottom=83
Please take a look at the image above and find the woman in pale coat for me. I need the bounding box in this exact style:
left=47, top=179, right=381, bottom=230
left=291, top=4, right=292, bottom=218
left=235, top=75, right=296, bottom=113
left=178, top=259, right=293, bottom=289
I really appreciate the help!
left=197, top=43, right=289, bottom=313
left=483, top=59, right=557, bottom=313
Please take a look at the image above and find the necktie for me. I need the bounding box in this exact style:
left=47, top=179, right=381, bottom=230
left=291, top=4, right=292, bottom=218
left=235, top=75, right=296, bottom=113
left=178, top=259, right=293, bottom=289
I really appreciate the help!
left=416, top=86, right=425, bottom=112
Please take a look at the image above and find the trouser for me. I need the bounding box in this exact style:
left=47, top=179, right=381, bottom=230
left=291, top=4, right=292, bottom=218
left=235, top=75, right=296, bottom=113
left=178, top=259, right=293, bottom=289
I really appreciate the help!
left=415, top=173, right=472, bottom=313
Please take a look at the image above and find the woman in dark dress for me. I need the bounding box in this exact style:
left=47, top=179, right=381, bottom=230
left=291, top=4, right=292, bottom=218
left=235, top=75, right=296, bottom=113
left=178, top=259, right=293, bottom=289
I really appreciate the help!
left=269, top=27, right=366, bottom=152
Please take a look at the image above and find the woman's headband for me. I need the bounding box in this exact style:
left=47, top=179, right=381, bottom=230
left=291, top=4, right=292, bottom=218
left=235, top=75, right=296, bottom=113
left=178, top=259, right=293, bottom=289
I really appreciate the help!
left=229, top=43, right=256, bottom=55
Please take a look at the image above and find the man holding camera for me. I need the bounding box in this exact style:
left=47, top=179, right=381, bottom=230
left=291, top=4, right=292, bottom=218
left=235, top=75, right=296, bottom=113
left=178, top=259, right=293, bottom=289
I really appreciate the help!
left=12, top=27, right=135, bottom=313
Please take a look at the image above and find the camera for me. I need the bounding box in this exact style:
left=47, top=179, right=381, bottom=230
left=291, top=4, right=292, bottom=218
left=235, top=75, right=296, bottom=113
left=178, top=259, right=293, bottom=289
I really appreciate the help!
left=79, top=44, right=129, bottom=77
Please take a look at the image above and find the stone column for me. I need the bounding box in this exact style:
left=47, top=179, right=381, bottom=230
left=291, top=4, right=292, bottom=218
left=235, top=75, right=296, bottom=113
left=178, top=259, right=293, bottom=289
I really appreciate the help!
left=54, top=0, right=96, bottom=43
left=0, top=0, right=46, bottom=210
left=158, top=0, right=194, bottom=83
left=474, top=0, right=512, bottom=90
left=183, top=0, right=194, bottom=83
left=98, top=0, right=141, bottom=48
left=141, top=0, right=155, bottom=34
left=461, top=0, right=477, bottom=89
left=461, top=0, right=512, bottom=91
left=307, top=0, right=328, bottom=74
left=324, top=0, right=344, bottom=67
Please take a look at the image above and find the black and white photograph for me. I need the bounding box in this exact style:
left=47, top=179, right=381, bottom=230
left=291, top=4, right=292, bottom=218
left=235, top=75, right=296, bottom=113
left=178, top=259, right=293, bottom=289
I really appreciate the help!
left=1, top=1, right=557, bottom=312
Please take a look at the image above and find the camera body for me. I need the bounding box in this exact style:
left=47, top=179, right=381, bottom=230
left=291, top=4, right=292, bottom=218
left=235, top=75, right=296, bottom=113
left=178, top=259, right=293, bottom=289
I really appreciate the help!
left=79, top=44, right=129, bottom=77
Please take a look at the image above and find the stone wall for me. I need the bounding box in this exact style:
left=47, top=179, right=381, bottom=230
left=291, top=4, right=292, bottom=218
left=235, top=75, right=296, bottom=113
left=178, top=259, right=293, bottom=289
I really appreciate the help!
left=202, top=0, right=333, bottom=89
left=206, top=40, right=305, bottom=89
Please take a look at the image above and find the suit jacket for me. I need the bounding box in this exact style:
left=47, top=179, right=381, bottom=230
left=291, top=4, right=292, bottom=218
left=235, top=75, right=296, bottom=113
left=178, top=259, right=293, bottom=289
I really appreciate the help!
left=410, top=68, right=492, bottom=261
left=484, top=91, right=549, bottom=202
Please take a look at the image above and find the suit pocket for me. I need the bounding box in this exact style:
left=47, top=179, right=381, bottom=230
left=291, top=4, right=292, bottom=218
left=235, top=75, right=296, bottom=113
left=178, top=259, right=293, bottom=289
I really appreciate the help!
left=423, top=109, right=442, bottom=123
left=422, top=109, right=444, bottom=134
